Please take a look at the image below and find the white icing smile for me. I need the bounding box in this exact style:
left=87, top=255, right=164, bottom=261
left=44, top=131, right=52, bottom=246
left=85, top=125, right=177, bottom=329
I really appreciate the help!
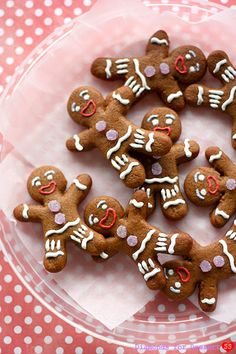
left=196, top=188, right=207, bottom=200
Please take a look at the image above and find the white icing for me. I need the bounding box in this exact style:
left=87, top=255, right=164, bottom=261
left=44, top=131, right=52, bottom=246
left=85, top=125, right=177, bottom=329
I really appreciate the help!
left=97, top=200, right=106, bottom=208
left=22, top=204, right=29, bottom=219
left=81, top=231, right=94, bottom=250
left=167, top=91, right=183, bottom=103
left=150, top=37, right=168, bottom=46
left=115, top=58, right=129, bottom=64
left=144, top=268, right=160, bottom=281
left=233, top=134, right=236, bottom=140
left=73, top=179, right=87, bottom=190
left=73, top=135, right=83, bottom=151
left=145, top=176, right=178, bottom=184
left=163, top=199, right=185, bottom=210
left=129, top=199, right=144, bottom=208
left=45, top=251, right=64, bottom=259
left=213, top=59, right=227, bottom=74
left=32, top=176, right=40, bottom=187
left=88, top=214, right=93, bottom=225
left=145, top=132, right=155, bottom=152
left=196, top=188, right=205, bottom=200
left=133, top=58, right=151, bottom=90
left=222, top=73, right=230, bottom=83
left=112, top=92, right=130, bottom=105
left=142, top=260, right=149, bottom=272
left=219, top=239, right=236, bottom=273
left=209, top=150, right=222, bottom=163
left=100, top=252, right=109, bottom=259
left=184, top=138, right=192, bottom=158
left=197, top=86, right=204, bottom=105
left=201, top=298, right=216, bottom=305
left=222, top=86, right=236, bottom=111
left=117, top=69, right=128, bottom=74
left=170, top=286, right=180, bottom=294
left=168, top=233, right=179, bottom=254
left=138, top=263, right=145, bottom=274
left=107, top=125, right=132, bottom=159
left=215, top=208, right=230, bottom=220
left=45, top=217, right=81, bottom=237
left=111, top=159, right=121, bottom=171
left=120, top=162, right=139, bottom=180
left=105, top=59, right=112, bottom=79
left=132, top=229, right=155, bottom=261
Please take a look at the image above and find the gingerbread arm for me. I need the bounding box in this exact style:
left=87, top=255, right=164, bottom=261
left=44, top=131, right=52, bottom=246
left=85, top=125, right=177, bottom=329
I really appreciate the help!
left=155, top=231, right=193, bottom=257
left=211, top=195, right=235, bottom=228
left=207, top=50, right=236, bottom=84
left=146, top=30, right=170, bottom=57
left=159, top=78, right=185, bottom=111
left=205, top=146, right=234, bottom=175
left=172, top=139, right=200, bottom=165
left=198, top=277, right=218, bottom=312
left=127, top=190, right=149, bottom=220
left=66, top=129, right=95, bottom=152
left=13, top=204, right=44, bottom=222
left=185, top=84, right=225, bottom=110
left=66, top=174, right=92, bottom=205
left=91, top=56, right=131, bottom=81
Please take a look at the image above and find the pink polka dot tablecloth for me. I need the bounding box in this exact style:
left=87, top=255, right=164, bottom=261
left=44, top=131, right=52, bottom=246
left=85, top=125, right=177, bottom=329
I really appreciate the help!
left=1, top=1, right=236, bottom=353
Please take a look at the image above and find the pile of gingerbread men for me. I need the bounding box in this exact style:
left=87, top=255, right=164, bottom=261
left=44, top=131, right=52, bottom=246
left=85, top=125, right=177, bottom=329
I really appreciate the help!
left=14, top=30, right=236, bottom=313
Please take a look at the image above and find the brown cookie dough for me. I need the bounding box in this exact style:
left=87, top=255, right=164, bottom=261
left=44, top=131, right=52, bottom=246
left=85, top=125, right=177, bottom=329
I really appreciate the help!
left=185, top=51, right=236, bottom=149
left=163, top=218, right=236, bottom=312
left=13, top=166, right=106, bottom=273
left=66, top=86, right=172, bottom=189
left=91, top=30, right=207, bottom=111
left=184, top=146, right=236, bottom=228
left=84, top=190, right=193, bottom=290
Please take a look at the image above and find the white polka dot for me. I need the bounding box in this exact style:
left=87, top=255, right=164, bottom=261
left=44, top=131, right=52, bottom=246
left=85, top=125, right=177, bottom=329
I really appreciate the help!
left=35, top=8, right=43, bottom=16
left=64, top=0, right=72, bottom=6
left=34, top=346, right=43, bottom=354
left=34, top=326, right=42, bottom=334
left=14, top=326, right=22, bottom=334
left=35, top=27, right=43, bottom=36
left=116, top=348, right=124, bottom=354
left=5, top=295, right=12, bottom=303
left=169, top=334, right=176, bottom=341
left=15, top=47, right=24, bottom=55
left=55, top=8, right=63, bottom=16
left=56, top=348, right=64, bottom=354
left=75, top=348, right=83, bottom=354
left=158, top=304, right=165, bottom=312
left=0, top=47, right=4, bottom=54
left=44, top=0, right=52, bottom=5
left=0, top=9, right=5, bottom=17
left=74, top=8, right=82, bottom=16
left=44, top=336, right=52, bottom=344
left=221, top=0, right=228, bottom=3
left=15, top=9, right=24, bottom=16
left=178, top=304, right=186, bottom=312
left=0, top=28, right=4, bottom=36
left=34, top=305, right=42, bottom=313
left=64, top=17, right=72, bottom=24
left=25, top=18, right=33, bottom=26
left=189, top=314, right=197, bottom=320
left=7, top=1, right=14, bottom=7
left=4, top=274, right=12, bottom=283
left=25, top=37, right=33, bottom=45
left=16, top=29, right=24, bottom=37
left=158, top=350, right=166, bottom=354
left=0, top=66, right=3, bottom=75
left=65, top=336, right=73, bottom=344
left=24, top=336, right=32, bottom=344
left=96, top=347, right=104, bottom=354
left=4, top=315, right=12, bottom=324
left=5, top=18, right=14, bottom=26
left=83, top=0, right=92, bottom=6
left=25, top=1, right=34, bottom=8
left=44, top=17, right=52, bottom=25
left=55, top=325, right=63, bottom=333
left=5, top=38, right=14, bottom=46
left=24, top=316, right=32, bottom=324
left=14, top=348, right=22, bottom=354
left=5, top=75, right=11, bottom=83
left=4, top=336, right=12, bottom=344
left=24, top=294, right=33, bottom=303
left=85, top=336, right=93, bottom=344
left=168, top=313, right=176, bottom=321
left=14, top=305, right=22, bottom=313
left=44, top=314, right=52, bottom=323
left=148, top=315, right=156, bottom=322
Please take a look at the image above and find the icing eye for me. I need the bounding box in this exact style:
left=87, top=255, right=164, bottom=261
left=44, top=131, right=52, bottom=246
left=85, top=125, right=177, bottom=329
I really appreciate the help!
left=185, top=53, right=191, bottom=60
left=35, top=180, right=41, bottom=187
left=200, top=188, right=207, bottom=196
left=32, top=177, right=41, bottom=187
left=93, top=217, right=99, bottom=224
left=199, top=174, right=205, bottom=182
left=71, top=102, right=80, bottom=112
left=83, top=94, right=90, bottom=101
left=102, top=204, right=108, bottom=210
left=189, top=66, right=196, bottom=73
left=175, top=282, right=181, bottom=288
left=152, top=119, right=159, bottom=126
left=165, top=118, right=173, bottom=125
left=46, top=174, right=54, bottom=181
left=168, top=269, right=174, bottom=276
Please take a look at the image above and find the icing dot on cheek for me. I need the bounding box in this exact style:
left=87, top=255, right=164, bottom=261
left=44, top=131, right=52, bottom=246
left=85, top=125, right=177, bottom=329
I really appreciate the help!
left=160, top=63, right=170, bottom=75
left=96, top=120, right=107, bottom=132
left=54, top=213, right=66, bottom=225
left=127, top=235, right=138, bottom=247
left=200, top=260, right=212, bottom=273
left=213, top=256, right=225, bottom=268
left=151, top=162, right=162, bottom=176
left=106, top=129, right=118, bottom=141
left=226, top=178, right=236, bottom=191
left=144, top=65, right=156, bottom=78
left=117, top=225, right=127, bottom=238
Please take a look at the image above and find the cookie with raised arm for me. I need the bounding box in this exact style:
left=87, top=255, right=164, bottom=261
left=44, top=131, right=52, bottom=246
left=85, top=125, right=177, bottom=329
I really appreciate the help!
left=13, top=166, right=106, bottom=273
left=185, top=51, right=236, bottom=149
left=139, top=107, right=200, bottom=219
left=163, top=218, right=236, bottom=312
left=91, top=30, right=207, bottom=111
left=184, top=146, right=236, bottom=227
left=66, top=86, right=172, bottom=189
left=84, top=190, right=193, bottom=291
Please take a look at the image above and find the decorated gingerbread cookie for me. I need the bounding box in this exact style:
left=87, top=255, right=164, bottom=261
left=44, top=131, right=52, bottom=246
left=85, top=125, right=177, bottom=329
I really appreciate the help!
left=163, top=218, right=236, bottom=312
left=184, top=146, right=236, bottom=228
left=66, top=86, right=172, bottom=189
left=13, top=166, right=106, bottom=273
left=185, top=51, right=236, bottom=149
left=84, top=190, right=193, bottom=290
left=91, top=30, right=207, bottom=111
left=139, top=107, right=200, bottom=220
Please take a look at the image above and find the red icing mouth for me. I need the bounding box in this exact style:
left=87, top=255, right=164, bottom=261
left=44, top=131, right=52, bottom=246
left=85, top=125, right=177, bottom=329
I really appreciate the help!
left=153, top=126, right=171, bottom=136
left=81, top=99, right=96, bottom=117
left=207, top=175, right=220, bottom=195
left=99, top=208, right=117, bottom=229
left=176, top=266, right=190, bottom=283
left=39, top=181, right=57, bottom=195
left=175, top=55, right=188, bottom=74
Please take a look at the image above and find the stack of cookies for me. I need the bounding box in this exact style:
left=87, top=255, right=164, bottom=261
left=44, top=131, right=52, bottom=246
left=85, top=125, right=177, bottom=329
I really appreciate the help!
left=14, top=30, right=236, bottom=313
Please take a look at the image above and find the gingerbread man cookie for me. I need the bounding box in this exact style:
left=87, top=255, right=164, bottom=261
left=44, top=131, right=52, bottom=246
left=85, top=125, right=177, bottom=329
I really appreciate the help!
left=185, top=51, right=236, bottom=149
left=184, top=146, right=236, bottom=228
left=84, top=190, right=193, bottom=290
left=91, top=30, right=207, bottom=111
left=163, top=218, right=236, bottom=312
left=66, top=86, right=172, bottom=189
left=13, top=166, right=106, bottom=273
left=139, top=107, right=200, bottom=220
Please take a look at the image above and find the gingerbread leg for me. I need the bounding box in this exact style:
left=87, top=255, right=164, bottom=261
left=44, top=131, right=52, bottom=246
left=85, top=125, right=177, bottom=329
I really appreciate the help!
left=198, top=278, right=218, bottom=312
left=159, top=183, right=188, bottom=220
left=91, top=57, right=131, bottom=81
left=155, top=231, right=193, bottom=256
left=44, top=237, right=67, bottom=273
left=136, top=256, right=166, bottom=290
